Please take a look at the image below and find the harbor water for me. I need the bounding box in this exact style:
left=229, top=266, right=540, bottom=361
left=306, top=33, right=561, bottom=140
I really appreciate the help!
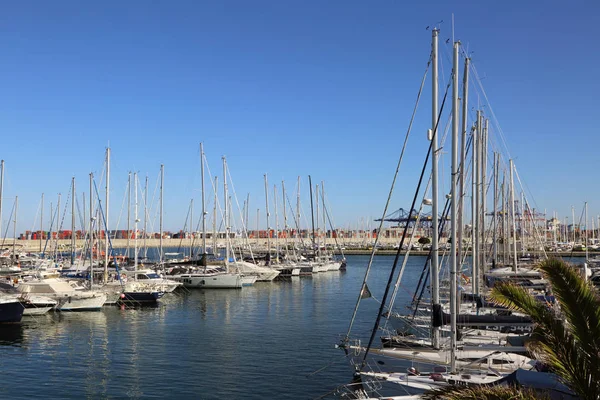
left=0, top=254, right=579, bottom=399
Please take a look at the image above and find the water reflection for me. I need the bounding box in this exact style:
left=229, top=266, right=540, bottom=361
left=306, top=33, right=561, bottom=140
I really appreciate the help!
left=0, top=324, right=24, bottom=346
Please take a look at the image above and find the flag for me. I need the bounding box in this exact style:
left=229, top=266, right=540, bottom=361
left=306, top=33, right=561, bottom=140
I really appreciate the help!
left=360, top=284, right=372, bottom=299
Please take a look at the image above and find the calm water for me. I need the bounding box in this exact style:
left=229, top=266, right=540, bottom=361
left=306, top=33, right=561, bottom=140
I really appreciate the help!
left=0, top=253, right=513, bottom=399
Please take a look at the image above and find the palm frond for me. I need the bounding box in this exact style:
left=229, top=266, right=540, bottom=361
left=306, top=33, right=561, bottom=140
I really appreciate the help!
left=421, top=384, right=548, bottom=400
left=490, top=258, right=600, bottom=400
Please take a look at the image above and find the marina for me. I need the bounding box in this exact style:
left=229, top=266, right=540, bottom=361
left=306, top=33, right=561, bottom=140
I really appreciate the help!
left=0, top=2, right=596, bottom=399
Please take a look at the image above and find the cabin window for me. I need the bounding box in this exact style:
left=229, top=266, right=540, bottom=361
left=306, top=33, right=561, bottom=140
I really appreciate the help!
left=492, top=359, right=513, bottom=365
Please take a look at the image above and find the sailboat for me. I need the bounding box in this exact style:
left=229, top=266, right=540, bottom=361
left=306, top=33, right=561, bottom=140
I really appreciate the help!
left=339, top=32, right=539, bottom=398
left=172, top=144, right=246, bottom=289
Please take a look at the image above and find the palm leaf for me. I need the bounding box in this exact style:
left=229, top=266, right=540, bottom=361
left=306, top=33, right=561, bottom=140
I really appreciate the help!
left=489, top=258, right=600, bottom=400
left=421, top=384, right=547, bottom=399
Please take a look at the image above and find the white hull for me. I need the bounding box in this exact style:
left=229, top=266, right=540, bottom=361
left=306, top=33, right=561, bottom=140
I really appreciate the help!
left=56, top=292, right=107, bottom=311
left=350, top=345, right=535, bottom=373
left=178, top=273, right=242, bottom=289
left=18, top=279, right=107, bottom=311
left=230, top=261, right=280, bottom=281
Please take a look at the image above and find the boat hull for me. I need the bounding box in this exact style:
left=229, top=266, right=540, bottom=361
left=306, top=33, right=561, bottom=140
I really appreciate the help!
left=179, top=273, right=242, bottom=289
left=56, top=293, right=107, bottom=311
left=0, top=300, right=25, bottom=323
left=119, top=291, right=164, bottom=304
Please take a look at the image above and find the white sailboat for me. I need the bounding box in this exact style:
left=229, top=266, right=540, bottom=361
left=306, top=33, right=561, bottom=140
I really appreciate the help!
left=175, top=144, right=245, bottom=289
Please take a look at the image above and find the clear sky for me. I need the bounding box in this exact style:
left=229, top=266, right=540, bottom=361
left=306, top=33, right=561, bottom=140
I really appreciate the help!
left=0, top=0, right=597, bottom=235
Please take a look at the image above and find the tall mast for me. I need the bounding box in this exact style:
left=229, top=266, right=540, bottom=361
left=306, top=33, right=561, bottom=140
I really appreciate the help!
left=159, top=164, right=164, bottom=266
left=274, top=184, right=279, bottom=263
left=282, top=181, right=289, bottom=259
left=57, top=193, right=61, bottom=257
left=458, top=57, right=470, bottom=266
left=585, top=202, right=589, bottom=265
left=245, top=193, right=250, bottom=234
left=134, top=172, right=139, bottom=272
left=471, top=122, right=478, bottom=295
left=450, top=40, right=460, bottom=372
left=502, top=174, right=508, bottom=263
left=127, top=172, right=131, bottom=258
left=190, top=199, right=194, bottom=258
left=572, top=205, right=576, bottom=244
left=308, top=175, right=316, bottom=260
left=200, top=143, right=207, bottom=257
left=104, top=147, right=110, bottom=284
left=481, top=119, right=488, bottom=279
left=223, top=157, right=229, bottom=267
left=40, top=193, right=44, bottom=253
left=321, top=181, right=327, bottom=256
left=474, top=111, right=482, bottom=295
left=144, top=175, right=148, bottom=259
left=89, top=173, right=94, bottom=287
left=521, top=192, right=526, bottom=257
left=212, top=176, right=218, bottom=267
left=509, top=160, right=518, bottom=271
left=315, top=184, right=320, bottom=259
left=12, top=196, right=17, bottom=261
left=264, top=174, right=270, bottom=264
left=493, top=153, right=499, bottom=267
left=430, top=28, right=440, bottom=348
left=71, top=177, right=76, bottom=266
left=296, top=176, right=301, bottom=253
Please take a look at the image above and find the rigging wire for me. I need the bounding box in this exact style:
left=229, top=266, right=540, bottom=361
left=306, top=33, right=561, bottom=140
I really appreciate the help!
left=343, top=51, right=432, bottom=343
left=359, top=70, right=453, bottom=369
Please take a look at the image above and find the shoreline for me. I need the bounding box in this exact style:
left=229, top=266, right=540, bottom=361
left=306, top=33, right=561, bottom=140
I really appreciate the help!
left=6, top=239, right=591, bottom=258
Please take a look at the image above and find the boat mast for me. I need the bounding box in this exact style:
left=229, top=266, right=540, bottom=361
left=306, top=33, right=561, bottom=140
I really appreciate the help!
left=190, top=199, right=194, bottom=259
left=492, top=153, right=499, bottom=267
left=321, top=181, right=327, bottom=257
left=274, top=184, right=279, bottom=263
left=282, top=181, right=290, bottom=260
left=308, top=175, right=316, bottom=261
left=315, top=183, right=320, bottom=259
left=56, top=193, right=61, bottom=257
left=430, top=28, right=441, bottom=348
left=105, top=147, right=110, bottom=284
left=89, top=173, right=94, bottom=287
left=223, top=157, right=229, bottom=267
left=159, top=164, right=164, bottom=266
left=458, top=57, right=470, bottom=266
left=481, top=119, right=488, bottom=280
left=200, top=143, right=207, bottom=260
left=40, top=193, right=44, bottom=253
left=212, top=176, right=218, bottom=268
left=502, top=174, right=508, bottom=264
left=13, top=196, right=17, bottom=262
left=296, top=176, right=301, bottom=259
left=572, top=205, right=576, bottom=245
left=450, top=40, right=460, bottom=372
left=585, top=202, right=589, bottom=269
left=134, top=172, right=139, bottom=272
left=264, top=174, right=270, bottom=265
left=71, top=177, right=76, bottom=266
left=144, top=175, right=148, bottom=260
left=127, top=172, right=131, bottom=259
left=509, top=160, right=518, bottom=271
left=245, top=193, right=250, bottom=232
left=473, top=110, right=481, bottom=295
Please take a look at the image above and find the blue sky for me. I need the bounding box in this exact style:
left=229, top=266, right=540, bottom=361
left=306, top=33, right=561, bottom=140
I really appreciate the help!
left=0, top=0, right=597, bottom=234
